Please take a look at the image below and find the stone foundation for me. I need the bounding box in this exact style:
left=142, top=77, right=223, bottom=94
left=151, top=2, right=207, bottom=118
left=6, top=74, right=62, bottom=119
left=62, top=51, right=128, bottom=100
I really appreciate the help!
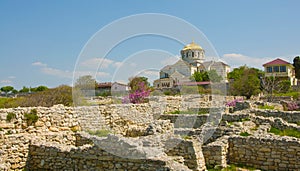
left=228, top=136, right=300, bottom=171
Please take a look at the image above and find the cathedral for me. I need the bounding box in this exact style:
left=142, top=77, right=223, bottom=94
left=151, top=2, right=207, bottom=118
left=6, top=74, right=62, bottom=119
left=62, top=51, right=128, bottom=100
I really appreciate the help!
left=153, top=41, right=230, bottom=89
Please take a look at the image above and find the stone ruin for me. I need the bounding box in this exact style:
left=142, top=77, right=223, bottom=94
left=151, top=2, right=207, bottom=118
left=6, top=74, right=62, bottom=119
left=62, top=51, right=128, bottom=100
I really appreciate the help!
left=0, top=95, right=299, bottom=170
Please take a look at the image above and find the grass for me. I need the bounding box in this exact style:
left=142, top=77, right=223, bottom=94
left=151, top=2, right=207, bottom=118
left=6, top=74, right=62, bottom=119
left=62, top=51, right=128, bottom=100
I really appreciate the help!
left=258, top=105, right=275, bottom=110
left=87, top=129, right=112, bottom=137
left=227, top=117, right=251, bottom=126
left=269, top=127, right=300, bottom=138
left=241, top=117, right=250, bottom=122
left=181, top=135, right=192, bottom=140
left=207, top=164, right=257, bottom=171
left=227, top=122, right=234, bottom=126
left=240, top=132, right=251, bottom=137
left=6, top=112, right=16, bottom=122
left=275, top=91, right=300, bottom=100
left=250, top=126, right=258, bottom=131
left=24, top=109, right=39, bottom=126
left=169, top=109, right=209, bottom=115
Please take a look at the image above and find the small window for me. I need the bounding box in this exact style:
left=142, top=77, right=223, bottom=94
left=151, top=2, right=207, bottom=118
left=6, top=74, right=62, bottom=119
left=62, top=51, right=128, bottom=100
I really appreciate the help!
left=280, top=66, right=286, bottom=72
left=266, top=67, right=272, bottom=73
left=273, top=66, right=279, bottom=72
left=192, top=52, right=194, bottom=57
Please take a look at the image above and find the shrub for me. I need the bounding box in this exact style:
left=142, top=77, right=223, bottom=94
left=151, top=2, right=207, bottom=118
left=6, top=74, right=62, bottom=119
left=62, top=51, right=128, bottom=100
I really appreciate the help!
left=286, top=102, right=299, bottom=111
left=269, top=127, right=300, bottom=138
left=168, top=109, right=209, bottom=115
left=6, top=112, right=16, bottom=122
left=258, top=105, right=275, bottom=110
left=241, top=118, right=250, bottom=122
left=240, top=132, right=251, bottom=136
left=87, top=129, right=111, bottom=137
left=70, top=126, right=81, bottom=132
left=123, top=81, right=150, bottom=104
left=0, top=85, right=82, bottom=108
left=24, top=109, right=39, bottom=126
left=225, top=98, right=243, bottom=107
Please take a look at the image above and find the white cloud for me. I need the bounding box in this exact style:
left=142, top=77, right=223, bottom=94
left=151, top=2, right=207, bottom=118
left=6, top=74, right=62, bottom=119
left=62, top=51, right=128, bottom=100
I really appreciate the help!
left=73, top=71, right=111, bottom=79
left=96, top=72, right=110, bottom=77
left=32, top=61, right=47, bottom=67
left=81, top=58, right=123, bottom=69
left=33, top=61, right=73, bottom=79
left=41, top=67, right=72, bottom=78
left=0, top=80, right=12, bottom=84
left=221, top=53, right=291, bottom=69
left=8, top=76, right=16, bottom=79
left=142, top=70, right=159, bottom=77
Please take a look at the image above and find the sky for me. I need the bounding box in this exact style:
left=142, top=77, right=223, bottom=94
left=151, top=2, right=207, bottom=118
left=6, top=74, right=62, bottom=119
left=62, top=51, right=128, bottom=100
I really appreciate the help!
left=0, top=0, right=300, bottom=89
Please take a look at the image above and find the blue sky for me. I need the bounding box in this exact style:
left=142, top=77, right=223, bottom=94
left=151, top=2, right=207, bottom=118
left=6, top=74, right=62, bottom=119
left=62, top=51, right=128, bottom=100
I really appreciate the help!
left=0, top=0, right=299, bottom=89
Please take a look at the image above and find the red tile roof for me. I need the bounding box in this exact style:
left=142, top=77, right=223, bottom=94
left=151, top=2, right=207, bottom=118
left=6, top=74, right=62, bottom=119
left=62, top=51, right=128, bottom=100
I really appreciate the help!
left=263, top=58, right=291, bottom=67
left=97, top=82, right=112, bottom=88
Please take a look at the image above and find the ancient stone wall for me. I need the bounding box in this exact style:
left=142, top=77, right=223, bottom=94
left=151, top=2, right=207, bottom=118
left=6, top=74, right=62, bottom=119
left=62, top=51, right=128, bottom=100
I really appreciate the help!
left=228, top=136, right=300, bottom=171
left=253, top=115, right=300, bottom=132
left=0, top=103, right=168, bottom=170
left=252, top=109, right=300, bottom=124
left=160, top=113, right=250, bottom=129
left=27, top=142, right=177, bottom=171
left=0, top=131, right=75, bottom=170
left=164, top=137, right=206, bottom=170
left=202, top=137, right=228, bottom=168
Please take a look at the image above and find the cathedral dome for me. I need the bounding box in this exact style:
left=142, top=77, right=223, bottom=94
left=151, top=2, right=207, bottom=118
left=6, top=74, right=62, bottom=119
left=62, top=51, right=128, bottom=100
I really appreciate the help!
left=182, top=41, right=203, bottom=51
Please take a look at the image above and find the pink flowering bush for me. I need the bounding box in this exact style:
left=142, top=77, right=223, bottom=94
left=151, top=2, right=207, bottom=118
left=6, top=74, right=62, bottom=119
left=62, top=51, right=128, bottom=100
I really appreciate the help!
left=123, top=81, right=150, bottom=104
left=286, top=102, right=299, bottom=111
left=225, top=98, right=243, bottom=107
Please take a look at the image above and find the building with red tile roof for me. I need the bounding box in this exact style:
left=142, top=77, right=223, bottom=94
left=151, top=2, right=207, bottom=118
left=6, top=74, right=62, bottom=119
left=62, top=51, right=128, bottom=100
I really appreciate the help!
left=263, top=58, right=297, bottom=86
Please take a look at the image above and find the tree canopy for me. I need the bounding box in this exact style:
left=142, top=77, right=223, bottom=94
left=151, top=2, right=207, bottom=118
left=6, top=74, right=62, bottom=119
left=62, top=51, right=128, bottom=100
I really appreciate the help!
left=293, top=56, right=300, bottom=79
left=19, top=86, right=30, bottom=93
left=228, top=66, right=263, bottom=99
left=31, top=85, right=48, bottom=92
left=1, top=86, right=14, bottom=95
left=74, top=75, right=97, bottom=90
left=126, top=76, right=151, bottom=104
left=191, top=70, right=222, bottom=83
left=128, top=76, right=150, bottom=92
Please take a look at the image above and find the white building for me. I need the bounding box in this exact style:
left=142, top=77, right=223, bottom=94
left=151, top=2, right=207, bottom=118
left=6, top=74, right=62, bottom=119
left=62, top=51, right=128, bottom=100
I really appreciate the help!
left=154, top=41, right=230, bottom=89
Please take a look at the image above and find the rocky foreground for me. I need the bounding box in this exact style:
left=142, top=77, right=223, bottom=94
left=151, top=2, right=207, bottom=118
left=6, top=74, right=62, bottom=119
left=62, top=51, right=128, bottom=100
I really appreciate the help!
left=0, top=95, right=299, bottom=170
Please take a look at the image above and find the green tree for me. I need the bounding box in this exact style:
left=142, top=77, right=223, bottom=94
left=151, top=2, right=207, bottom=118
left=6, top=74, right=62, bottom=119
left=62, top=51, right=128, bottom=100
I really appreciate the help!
left=128, top=76, right=150, bottom=92
left=1, top=86, right=14, bottom=96
left=207, top=70, right=223, bottom=83
left=261, top=76, right=291, bottom=102
left=293, top=56, right=300, bottom=79
left=192, top=70, right=222, bottom=83
left=35, top=85, right=48, bottom=92
left=191, top=71, right=209, bottom=82
left=19, top=86, right=30, bottom=93
left=228, top=66, right=262, bottom=99
left=30, top=85, right=48, bottom=92
left=74, top=75, right=97, bottom=90
left=11, top=89, right=18, bottom=94
left=74, top=75, right=97, bottom=97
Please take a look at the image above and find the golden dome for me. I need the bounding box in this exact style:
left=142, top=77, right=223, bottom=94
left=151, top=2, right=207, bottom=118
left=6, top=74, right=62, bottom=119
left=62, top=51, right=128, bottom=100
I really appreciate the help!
left=182, top=41, right=203, bottom=51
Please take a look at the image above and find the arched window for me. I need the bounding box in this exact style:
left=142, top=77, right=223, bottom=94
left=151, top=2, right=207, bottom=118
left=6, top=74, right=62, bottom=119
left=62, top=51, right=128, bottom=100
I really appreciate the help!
left=192, top=52, right=194, bottom=57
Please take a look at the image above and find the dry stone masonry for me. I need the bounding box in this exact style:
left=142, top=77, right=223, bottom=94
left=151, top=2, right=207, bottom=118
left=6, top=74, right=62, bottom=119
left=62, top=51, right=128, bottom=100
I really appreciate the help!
left=0, top=95, right=299, bottom=170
